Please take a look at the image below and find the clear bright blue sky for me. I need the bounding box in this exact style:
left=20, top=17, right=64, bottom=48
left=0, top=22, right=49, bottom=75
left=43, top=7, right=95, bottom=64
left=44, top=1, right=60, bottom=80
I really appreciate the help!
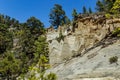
left=0, top=0, right=98, bottom=27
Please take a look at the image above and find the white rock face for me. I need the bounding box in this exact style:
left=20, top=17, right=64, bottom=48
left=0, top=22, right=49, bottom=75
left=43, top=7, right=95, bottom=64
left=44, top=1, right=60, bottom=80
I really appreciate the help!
left=49, top=40, right=62, bottom=64
left=48, top=35, right=80, bottom=65
left=47, top=19, right=120, bottom=66
left=46, top=18, right=120, bottom=80
left=47, top=32, right=59, bottom=41
left=47, top=42, right=120, bottom=80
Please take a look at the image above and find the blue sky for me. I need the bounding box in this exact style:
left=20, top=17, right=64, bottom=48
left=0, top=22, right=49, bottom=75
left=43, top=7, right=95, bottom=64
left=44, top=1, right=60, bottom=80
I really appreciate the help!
left=0, top=0, right=98, bottom=27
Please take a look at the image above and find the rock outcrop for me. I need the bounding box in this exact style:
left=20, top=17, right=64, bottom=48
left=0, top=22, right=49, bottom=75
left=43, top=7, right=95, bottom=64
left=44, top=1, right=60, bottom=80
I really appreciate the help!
left=47, top=41, right=120, bottom=80
left=46, top=15, right=120, bottom=80
left=47, top=17, right=120, bottom=66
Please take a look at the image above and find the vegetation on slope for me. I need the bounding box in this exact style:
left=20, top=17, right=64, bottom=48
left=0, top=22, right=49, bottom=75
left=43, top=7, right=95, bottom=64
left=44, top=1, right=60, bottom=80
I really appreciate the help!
left=0, top=0, right=120, bottom=79
left=0, top=15, right=57, bottom=80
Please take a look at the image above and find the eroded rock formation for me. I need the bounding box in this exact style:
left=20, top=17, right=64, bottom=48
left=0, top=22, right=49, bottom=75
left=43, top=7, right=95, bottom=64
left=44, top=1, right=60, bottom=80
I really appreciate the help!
left=47, top=15, right=120, bottom=66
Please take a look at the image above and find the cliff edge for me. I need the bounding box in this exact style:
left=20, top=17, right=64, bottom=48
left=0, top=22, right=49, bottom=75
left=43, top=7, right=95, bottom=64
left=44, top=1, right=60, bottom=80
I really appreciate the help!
left=46, top=14, right=120, bottom=80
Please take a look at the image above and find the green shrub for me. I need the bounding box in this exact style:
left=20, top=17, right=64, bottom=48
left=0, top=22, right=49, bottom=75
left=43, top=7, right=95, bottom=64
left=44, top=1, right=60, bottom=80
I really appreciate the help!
left=112, top=27, right=120, bottom=37
left=105, top=13, right=111, bottom=19
left=109, top=56, right=118, bottom=64
left=46, top=72, right=57, bottom=80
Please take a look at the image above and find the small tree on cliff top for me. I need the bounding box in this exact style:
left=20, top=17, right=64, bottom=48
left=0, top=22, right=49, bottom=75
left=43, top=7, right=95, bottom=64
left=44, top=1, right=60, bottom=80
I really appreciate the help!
left=83, top=6, right=87, bottom=14
left=49, top=4, right=66, bottom=29
left=72, top=9, right=78, bottom=20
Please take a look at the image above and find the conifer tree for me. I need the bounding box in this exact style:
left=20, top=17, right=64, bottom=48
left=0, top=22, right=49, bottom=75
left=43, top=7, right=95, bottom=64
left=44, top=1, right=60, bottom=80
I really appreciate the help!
left=96, top=0, right=105, bottom=12
left=0, top=51, right=21, bottom=80
left=72, top=9, right=78, bottom=20
left=111, top=0, right=120, bottom=15
left=89, top=7, right=92, bottom=14
left=49, top=4, right=66, bottom=29
left=83, top=6, right=87, bottom=14
left=96, top=0, right=115, bottom=13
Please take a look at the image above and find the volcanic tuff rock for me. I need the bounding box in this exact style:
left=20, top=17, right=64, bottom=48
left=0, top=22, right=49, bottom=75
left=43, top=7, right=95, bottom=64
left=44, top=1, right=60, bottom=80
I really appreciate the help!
left=46, top=41, right=120, bottom=80
left=47, top=18, right=120, bottom=66
left=46, top=15, right=120, bottom=79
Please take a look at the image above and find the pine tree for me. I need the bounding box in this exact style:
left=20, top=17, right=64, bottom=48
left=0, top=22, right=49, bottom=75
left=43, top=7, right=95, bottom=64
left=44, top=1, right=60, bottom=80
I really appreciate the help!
left=83, top=6, right=87, bottom=14
left=49, top=4, right=66, bottom=29
left=96, top=0, right=115, bottom=13
left=18, top=36, right=57, bottom=80
left=96, top=0, right=105, bottom=12
left=0, top=51, right=21, bottom=80
left=72, top=9, right=78, bottom=20
left=64, top=16, right=71, bottom=25
left=34, top=36, right=49, bottom=64
left=0, top=23, right=13, bottom=54
left=18, top=17, right=45, bottom=59
left=89, top=7, right=92, bottom=14
left=111, top=0, right=120, bottom=15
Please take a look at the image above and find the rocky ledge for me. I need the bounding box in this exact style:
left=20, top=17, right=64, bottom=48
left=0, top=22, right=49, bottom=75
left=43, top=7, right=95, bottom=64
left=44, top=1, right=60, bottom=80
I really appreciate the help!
left=47, top=40, right=120, bottom=80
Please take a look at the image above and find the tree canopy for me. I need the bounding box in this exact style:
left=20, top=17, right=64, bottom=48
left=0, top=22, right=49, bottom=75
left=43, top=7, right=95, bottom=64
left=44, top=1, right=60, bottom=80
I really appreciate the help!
left=96, top=0, right=115, bottom=13
left=83, top=6, right=87, bottom=14
left=49, top=4, right=69, bottom=29
left=110, top=0, right=120, bottom=14
left=0, top=14, right=52, bottom=80
left=0, top=2, right=120, bottom=79
left=72, top=9, right=78, bottom=20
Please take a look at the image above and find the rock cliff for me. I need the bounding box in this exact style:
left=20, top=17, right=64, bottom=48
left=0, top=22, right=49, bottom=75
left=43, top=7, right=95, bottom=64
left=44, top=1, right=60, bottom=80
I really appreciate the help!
left=47, top=41, right=120, bottom=80
left=46, top=15, right=120, bottom=80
